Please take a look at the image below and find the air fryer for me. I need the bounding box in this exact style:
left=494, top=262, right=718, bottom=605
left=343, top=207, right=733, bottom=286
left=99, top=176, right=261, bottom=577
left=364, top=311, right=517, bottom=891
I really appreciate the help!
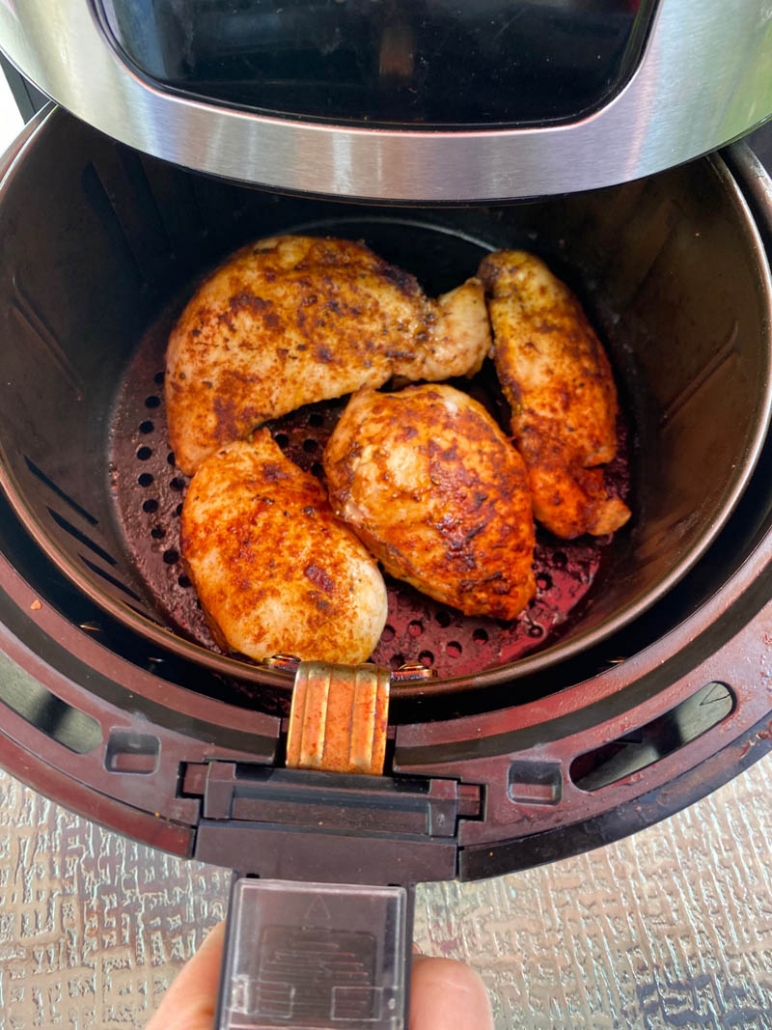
left=4, top=2, right=772, bottom=1028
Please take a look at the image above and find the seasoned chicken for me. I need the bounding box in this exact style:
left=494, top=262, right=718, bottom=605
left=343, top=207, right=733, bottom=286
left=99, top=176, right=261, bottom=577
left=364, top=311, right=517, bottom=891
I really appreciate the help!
left=167, top=235, right=491, bottom=475
left=478, top=250, right=631, bottom=539
left=180, top=431, right=387, bottom=664
left=324, top=385, right=536, bottom=620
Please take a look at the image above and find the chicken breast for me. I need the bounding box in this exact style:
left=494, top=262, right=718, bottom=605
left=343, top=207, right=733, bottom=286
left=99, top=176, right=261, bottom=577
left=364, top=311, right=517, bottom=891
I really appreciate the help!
left=324, top=385, right=536, bottom=620
left=478, top=250, right=631, bottom=539
left=180, top=431, right=388, bottom=664
left=167, top=235, right=491, bottom=475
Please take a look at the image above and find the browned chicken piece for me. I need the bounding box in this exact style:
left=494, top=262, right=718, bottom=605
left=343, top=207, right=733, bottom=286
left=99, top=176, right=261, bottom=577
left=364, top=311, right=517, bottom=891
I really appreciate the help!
left=180, top=430, right=388, bottom=664
left=167, top=235, right=492, bottom=475
left=324, top=385, right=536, bottom=620
left=478, top=250, right=631, bottom=539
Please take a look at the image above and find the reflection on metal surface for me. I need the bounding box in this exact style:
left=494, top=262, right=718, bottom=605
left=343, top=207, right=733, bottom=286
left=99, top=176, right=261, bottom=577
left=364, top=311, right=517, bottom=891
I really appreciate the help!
left=391, top=663, right=439, bottom=683
left=260, top=654, right=301, bottom=675
left=0, top=1, right=772, bottom=198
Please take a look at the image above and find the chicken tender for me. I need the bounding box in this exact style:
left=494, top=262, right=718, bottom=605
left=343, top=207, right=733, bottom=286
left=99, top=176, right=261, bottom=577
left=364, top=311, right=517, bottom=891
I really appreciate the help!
left=478, top=250, right=631, bottom=539
left=167, top=235, right=491, bottom=475
left=181, top=431, right=387, bottom=664
left=324, top=385, right=536, bottom=620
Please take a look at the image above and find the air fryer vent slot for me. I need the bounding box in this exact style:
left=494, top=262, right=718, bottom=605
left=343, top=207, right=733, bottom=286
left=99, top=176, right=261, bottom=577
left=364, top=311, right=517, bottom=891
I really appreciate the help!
left=23, top=457, right=157, bottom=617
left=25, top=457, right=97, bottom=525
left=47, top=507, right=117, bottom=565
left=80, top=555, right=143, bottom=603
left=570, top=681, right=735, bottom=792
left=0, top=651, right=101, bottom=755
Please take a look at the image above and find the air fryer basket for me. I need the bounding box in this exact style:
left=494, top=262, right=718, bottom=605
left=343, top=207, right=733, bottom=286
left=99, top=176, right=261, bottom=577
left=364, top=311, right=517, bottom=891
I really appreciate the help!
left=3, top=106, right=772, bottom=884
left=0, top=107, right=770, bottom=705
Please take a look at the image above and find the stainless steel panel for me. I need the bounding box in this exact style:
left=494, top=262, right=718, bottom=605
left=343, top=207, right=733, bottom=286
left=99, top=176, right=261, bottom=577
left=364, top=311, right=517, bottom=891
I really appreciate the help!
left=1, top=1, right=772, bottom=200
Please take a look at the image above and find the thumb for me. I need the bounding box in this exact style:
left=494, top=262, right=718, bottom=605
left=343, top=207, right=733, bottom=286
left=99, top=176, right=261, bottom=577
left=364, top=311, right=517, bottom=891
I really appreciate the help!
left=146, top=920, right=226, bottom=1030
left=410, top=955, right=495, bottom=1030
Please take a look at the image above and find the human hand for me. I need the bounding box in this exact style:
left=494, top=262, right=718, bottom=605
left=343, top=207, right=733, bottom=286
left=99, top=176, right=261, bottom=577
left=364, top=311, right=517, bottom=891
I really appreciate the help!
left=146, top=921, right=494, bottom=1030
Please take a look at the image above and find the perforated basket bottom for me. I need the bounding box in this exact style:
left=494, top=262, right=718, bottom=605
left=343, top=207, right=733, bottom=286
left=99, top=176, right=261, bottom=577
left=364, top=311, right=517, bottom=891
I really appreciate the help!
left=108, top=301, right=629, bottom=679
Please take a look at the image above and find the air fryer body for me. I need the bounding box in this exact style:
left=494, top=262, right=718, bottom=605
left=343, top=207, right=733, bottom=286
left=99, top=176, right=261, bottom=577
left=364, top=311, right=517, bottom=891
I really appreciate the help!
left=1, top=1, right=772, bottom=201
left=3, top=7, right=772, bottom=1026
left=0, top=104, right=769, bottom=883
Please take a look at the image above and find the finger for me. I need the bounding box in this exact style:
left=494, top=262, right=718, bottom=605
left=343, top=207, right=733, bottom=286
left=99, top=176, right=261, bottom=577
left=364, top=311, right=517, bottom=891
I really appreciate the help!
left=147, top=920, right=226, bottom=1030
left=409, top=956, right=494, bottom=1030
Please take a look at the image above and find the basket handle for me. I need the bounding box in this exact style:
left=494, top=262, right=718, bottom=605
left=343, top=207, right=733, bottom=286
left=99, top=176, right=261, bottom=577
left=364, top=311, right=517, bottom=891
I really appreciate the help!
left=215, top=876, right=413, bottom=1030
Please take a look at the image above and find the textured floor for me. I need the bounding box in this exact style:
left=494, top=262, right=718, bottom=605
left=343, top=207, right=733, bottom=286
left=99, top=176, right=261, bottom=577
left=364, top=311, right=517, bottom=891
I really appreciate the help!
left=1, top=756, right=772, bottom=1029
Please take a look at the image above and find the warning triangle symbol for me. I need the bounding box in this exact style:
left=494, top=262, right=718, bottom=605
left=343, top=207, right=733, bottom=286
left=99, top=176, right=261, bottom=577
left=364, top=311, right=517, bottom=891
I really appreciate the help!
left=305, top=896, right=332, bottom=922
